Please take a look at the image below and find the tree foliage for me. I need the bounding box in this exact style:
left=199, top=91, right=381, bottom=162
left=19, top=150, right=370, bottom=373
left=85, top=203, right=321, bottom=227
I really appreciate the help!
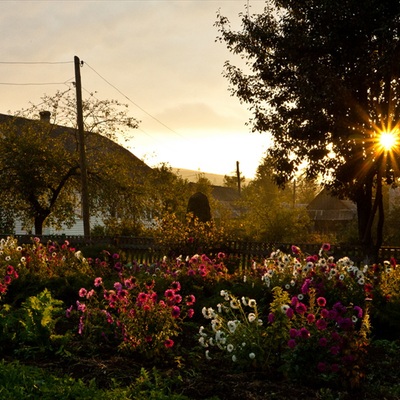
left=216, top=0, right=400, bottom=259
left=238, top=162, right=313, bottom=242
left=0, top=90, right=143, bottom=235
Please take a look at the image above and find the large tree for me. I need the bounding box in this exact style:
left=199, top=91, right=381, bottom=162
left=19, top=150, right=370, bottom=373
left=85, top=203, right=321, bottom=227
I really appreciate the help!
left=216, top=0, right=400, bottom=260
left=0, top=90, right=146, bottom=235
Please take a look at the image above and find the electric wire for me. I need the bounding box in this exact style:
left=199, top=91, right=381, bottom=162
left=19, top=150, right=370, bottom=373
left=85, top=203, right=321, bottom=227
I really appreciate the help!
left=83, top=61, right=185, bottom=138
left=0, top=61, right=73, bottom=65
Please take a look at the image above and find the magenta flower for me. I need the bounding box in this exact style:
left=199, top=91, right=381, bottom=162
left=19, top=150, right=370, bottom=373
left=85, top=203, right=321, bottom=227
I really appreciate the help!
left=320, top=308, right=329, bottom=318
left=318, top=337, right=328, bottom=347
left=217, top=252, right=226, bottom=259
left=171, top=306, right=181, bottom=318
left=290, top=296, right=299, bottom=306
left=114, top=262, right=122, bottom=271
left=307, top=313, right=316, bottom=324
left=174, top=294, right=182, bottom=304
left=186, top=294, right=196, bottom=306
left=330, top=345, right=340, bottom=355
left=78, top=316, right=84, bottom=335
left=289, top=328, right=298, bottom=338
left=76, top=301, right=86, bottom=313
left=322, top=243, right=331, bottom=252
left=137, top=292, right=148, bottom=305
left=331, top=363, right=340, bottom=373
left=165, top=289, right=175, bottom=299
left=171, top=281, right=181, bottom=292
left=316, top=319, right=327, bottom=330
left=65, top=305, right=73, bottom=318
left=94, top=277, right=103, bottom=287
left=338, top=317, right=353, bottom=331
left=78, top=288, right=87, bottom=298
left=317, top=362, right=327, bottom=372
left=317, top=297, right=327, bottom=307
left=6, top=265, right=14, bottom=275
left=287, top=339, right=297, bottom=349
left=295, top=302, right=307, bottom=315
left=3, top=275, right=11, bottom=285
left=201, top=254, right=211, bottom=263
left=286, top=307, right=294, bottom=319
left=328, top=309, right=338, bottom=320
left=291, top=245, right=300, bottom=254
left=301, top=279, right=311, bottom=294
left=299, top=327, right=310, bottom=339
left=187, top=308, right=194, bottom=318
left=268, top=313, right=275, bottom=323
left=354, top=306, right=363, bottom=318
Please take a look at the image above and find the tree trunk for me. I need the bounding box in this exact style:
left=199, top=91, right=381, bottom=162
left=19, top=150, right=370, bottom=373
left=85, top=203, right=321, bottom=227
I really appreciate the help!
left=355, top=173, right=384, bottom=264
left=34, top=212, right=50, bottom=236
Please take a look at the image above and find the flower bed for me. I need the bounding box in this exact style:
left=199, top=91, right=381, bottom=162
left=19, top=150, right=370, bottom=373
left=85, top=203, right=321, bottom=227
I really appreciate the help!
left=1, top=237, right=400, bottom=398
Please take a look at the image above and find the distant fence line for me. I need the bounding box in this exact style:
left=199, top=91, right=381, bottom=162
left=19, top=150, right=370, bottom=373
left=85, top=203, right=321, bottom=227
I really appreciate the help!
left=2, top=234, right=400, bottom=268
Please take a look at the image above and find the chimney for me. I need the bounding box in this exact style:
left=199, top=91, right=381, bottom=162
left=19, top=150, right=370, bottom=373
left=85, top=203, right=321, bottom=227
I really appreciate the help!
left=39, top=111, right=51, bottom=123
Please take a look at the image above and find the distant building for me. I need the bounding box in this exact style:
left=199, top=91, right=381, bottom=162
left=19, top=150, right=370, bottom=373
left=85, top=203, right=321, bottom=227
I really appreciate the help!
left=306, top=189, right=357, bottom=232
left=0, top=112, right=153, bottom=235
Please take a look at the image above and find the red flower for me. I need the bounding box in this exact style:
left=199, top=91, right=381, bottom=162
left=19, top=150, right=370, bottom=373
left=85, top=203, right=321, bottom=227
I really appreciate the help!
left=164, top=339, right=174, bottom=348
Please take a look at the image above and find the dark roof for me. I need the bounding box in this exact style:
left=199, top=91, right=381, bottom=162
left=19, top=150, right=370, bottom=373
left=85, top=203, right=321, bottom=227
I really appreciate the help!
left=307, top=189, right=357, bottom=221
left=0, top=113, right=152, bottom=176
left=211, top=185, right=241, bottom=203
left=211, top=185, right=242, bottom=218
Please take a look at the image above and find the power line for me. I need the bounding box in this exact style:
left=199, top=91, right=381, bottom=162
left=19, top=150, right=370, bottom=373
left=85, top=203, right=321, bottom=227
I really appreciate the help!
left=0, top=61, right=73, bottom=65
left=83, top=61, right=185, bottom=138
left=0, top=81, right=73, bottom=86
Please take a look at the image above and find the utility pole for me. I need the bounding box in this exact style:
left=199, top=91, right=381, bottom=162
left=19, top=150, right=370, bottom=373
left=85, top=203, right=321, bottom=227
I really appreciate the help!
left=236, top=161, right=241, bottom=195
left=74, top=55, right=91, bottom=240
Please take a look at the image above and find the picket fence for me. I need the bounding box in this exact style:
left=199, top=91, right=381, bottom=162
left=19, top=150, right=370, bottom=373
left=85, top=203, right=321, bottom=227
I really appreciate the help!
left=2, top=235, right=400, bottom=269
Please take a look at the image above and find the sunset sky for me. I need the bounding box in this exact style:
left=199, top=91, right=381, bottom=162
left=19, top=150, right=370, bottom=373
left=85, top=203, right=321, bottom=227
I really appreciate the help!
left=0, top=0, right=270, bottom=179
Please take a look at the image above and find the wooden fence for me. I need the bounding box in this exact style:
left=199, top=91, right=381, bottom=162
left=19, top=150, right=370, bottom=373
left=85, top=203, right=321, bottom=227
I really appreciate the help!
left=2, top=234, right=400, bottom=268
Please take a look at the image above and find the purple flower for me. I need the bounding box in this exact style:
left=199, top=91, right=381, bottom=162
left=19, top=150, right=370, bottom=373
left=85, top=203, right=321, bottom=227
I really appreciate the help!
left=286, top=307, right=294, bottom=319
left=287, top=339, right=297, bottom=349
left=268, top=313, right=275, bottom=324
left=171, top=306, right=181, bottom=318
left=317, top=361, right=327, bottom=372
left=316, top=319, right=327, bottom=330
left=354, top=306, right=363, bottom=318
left=295, top=302, right=307, bottom=315
left=338, top=317, right=353, bottom=331
left=65, top=305, right=73, bottom=318
left=320, top=308, right=329, bottom=318
left=289, top=328, right=298, bottom=338
left=301, top=279, right=311, bottom=294
left=319, top=337, right=328, bottom=347
left=290, top=296, right=299, bottom=306
left=299, top=327, right=310, bottom=339
left=330, top=345, right=340, bottom=355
